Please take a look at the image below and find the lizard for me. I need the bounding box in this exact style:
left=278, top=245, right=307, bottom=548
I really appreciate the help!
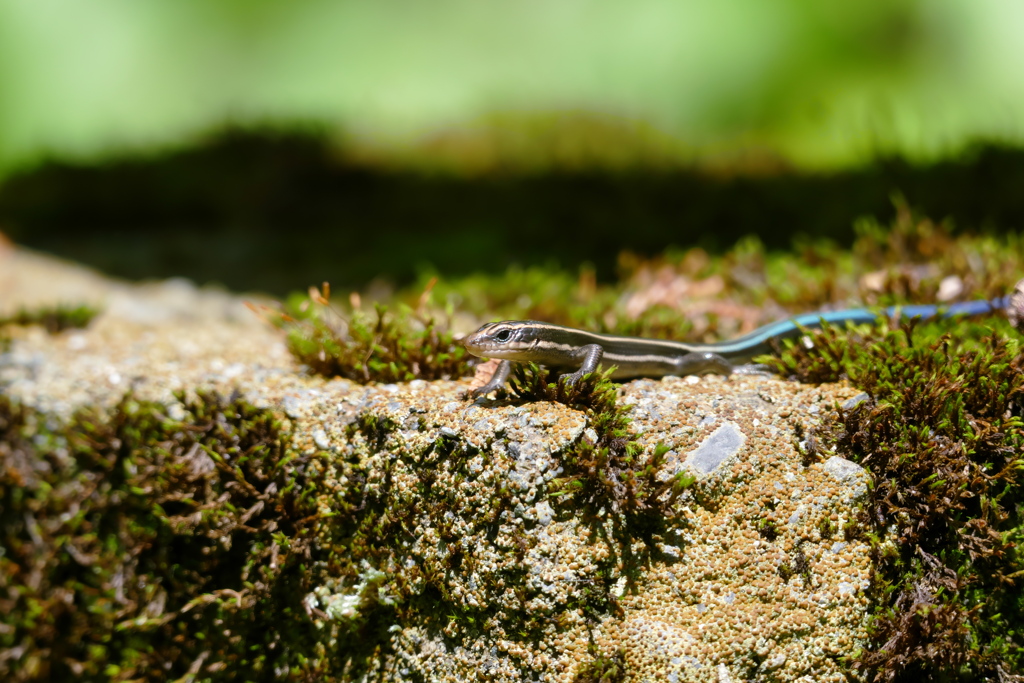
left=463, top=296, right=1012, bottom=399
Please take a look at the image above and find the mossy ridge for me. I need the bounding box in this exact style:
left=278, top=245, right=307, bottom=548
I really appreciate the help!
left=409, top=199, right=1022, bottom=344
left=265, top=283, right=476, bottom=383
left=0, top=391, right=323, bottom=682
left=0, top=303, right=99, bottom=334
left=265, top=201, right=1022, bottom=385
left=765, top=318, right=1024, bottom=680
left=767, top=315, right=1020, bottom=385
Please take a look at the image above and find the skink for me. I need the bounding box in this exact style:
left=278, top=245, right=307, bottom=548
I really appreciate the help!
left=463, top=297, right=1010, bottom=398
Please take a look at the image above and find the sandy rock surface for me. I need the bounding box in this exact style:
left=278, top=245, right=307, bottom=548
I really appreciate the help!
left=1, top=245, right=873, bottom=682
left=1, top=243, right=296, bottom=416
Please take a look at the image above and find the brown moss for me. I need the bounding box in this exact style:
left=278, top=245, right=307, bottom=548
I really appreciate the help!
left=574, top=648, right=627, bottom=683
left=0, top=392, right=319, bottom=682
left=766, top=319, right=1024, bottom=681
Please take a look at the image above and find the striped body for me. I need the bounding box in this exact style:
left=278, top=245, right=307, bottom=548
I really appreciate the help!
left=463, top=298, right=1008, bottom=393
left=465, top=321, right=727, bottom=379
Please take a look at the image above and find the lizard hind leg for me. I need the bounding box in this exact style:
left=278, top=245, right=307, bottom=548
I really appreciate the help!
left=731, top=363, right=775, bottom=377
left=675, top=351, right=735, bottom=376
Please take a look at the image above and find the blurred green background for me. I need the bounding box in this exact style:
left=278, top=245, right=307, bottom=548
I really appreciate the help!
left=1, top=0, right=1023, bottom=294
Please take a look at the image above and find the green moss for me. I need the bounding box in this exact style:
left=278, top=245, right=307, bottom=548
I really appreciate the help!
left=0, top=303, right=99, bottom=333
left=304, top=413, right=484, bottom=670
left=8, top=199, right=1024, bottom=680
left=267, top=284, right=475, bottom=383
left=574, top=648, right=627, bottom=683
left=301, top=407, right=605, bottom=676
left=818, top=516, right=837, bottom=540
left=264, top=200, right=1021, bottom=393
left=295, top=364, right=694, bottom=677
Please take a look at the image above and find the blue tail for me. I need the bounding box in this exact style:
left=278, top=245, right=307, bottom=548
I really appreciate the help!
left=711, top=297, right=1009, bottom=362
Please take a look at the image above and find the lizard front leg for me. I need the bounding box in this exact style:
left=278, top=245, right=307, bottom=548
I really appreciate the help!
left=469, top=359, right=514, bottom=398
left=674, top=351, right=734, bottom=376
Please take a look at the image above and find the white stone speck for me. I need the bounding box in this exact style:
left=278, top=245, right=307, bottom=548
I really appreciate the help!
left=313, top=428, right=331, bottom=450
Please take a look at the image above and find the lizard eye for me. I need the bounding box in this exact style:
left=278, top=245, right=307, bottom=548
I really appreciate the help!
left=495, top=328, right=512, bottom=342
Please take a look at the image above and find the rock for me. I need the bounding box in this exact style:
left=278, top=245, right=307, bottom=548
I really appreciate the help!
left=683, top=421, right=746, bottom=475
left=842, top=392, right=870, bottom=410
left=589, top=379, right=872, bottom=683
left=822, top=456, right=871, bottom=504
left=0, top=247, right=874, bottom=683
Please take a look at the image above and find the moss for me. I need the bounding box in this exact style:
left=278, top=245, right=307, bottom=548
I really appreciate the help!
left=295, top=363, right=696, bottom=676
left=346, top=413, right=400, bottom=450
left=574, top=648, right=627, bottom=683
left=260, top=200, right=1021, bottom=391
left=8, top=199, right=1024, bottom=679
left=766, top=318, right=1024, bottom=680
left=0, top=303, right=99, bottom=334
left=262, top=202, right=1023, bottom=679
left=301, top=406, right=624, bottom=676
left=265, top=283, right=476, bottom=383
left=757, top=518, right=780, bottom=542
left=303, top=412, right=498, bottom=672
left=818, top=516, right=837, bottom=540
left=0, top=391, right=322, bottom=682
left=500, top=363, right=695, bottom=596
left=316, top=413, right=599, bottom=663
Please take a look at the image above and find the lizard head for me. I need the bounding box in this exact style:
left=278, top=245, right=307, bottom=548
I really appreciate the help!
left=463, top=321, right=538, bottom=360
